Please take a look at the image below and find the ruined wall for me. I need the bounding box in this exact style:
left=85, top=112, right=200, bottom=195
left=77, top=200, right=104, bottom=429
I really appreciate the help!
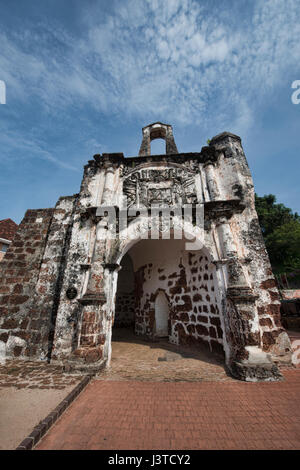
left=0, top=195, right=80, bottom=360
left=0, top=209, right=54, bottom=358
left=115, top=294, right=135, bottom=327
left=0, top=124, right=292, bottom=379
left=27, top=196, right=78, bottom=360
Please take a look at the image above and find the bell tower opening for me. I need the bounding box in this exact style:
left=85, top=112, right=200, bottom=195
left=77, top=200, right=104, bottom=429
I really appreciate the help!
left=138, top=122, right=179, bottom=156
left=150, top=138, right=167, bottom=155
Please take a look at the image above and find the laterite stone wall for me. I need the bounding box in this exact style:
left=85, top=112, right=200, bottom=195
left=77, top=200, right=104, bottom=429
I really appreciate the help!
left=0, top=209, right=54, bottom=358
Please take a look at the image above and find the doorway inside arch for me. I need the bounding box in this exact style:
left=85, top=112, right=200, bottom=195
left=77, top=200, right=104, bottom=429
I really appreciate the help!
left=154, top=291, right=169, bottom=337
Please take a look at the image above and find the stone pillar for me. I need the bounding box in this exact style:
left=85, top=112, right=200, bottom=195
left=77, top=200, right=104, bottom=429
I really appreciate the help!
left=204, top=162, right=221, bottom=200
left=217, top=218, right=249, bottom=289
left=83, top=163, right=115, bottom=300
left=138, top=126, right=151, bottom=156
left=216, top=217, right=282, bottom=381
left=101, top=165, right=115, bottom=205
left=82, top=220, right=107, bottom=300
left=165, top=126, right=179, bottom=154
left=71, top=163, right=117, bottom=371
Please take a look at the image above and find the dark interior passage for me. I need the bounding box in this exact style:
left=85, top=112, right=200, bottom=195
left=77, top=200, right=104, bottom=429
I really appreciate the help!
left=114, top=253, right=135, bottom=328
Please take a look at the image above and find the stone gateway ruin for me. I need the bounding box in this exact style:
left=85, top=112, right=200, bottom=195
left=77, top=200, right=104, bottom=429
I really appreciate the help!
left=0, top=123, right=292, bottom=380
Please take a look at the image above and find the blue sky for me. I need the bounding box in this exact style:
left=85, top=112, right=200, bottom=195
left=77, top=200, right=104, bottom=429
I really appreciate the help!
left=0, top=0, right=299, bottom=224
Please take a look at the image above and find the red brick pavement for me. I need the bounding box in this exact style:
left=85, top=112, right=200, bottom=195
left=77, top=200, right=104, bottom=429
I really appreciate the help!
left=36, top=369, right=300, bottom=450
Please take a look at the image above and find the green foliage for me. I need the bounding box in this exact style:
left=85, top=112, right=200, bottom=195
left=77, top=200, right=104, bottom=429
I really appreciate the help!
left=255, top=194, right=300, bottom=274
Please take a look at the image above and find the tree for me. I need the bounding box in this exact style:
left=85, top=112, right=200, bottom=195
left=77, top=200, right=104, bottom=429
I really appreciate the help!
left=255, top=194, right=300, bottom=274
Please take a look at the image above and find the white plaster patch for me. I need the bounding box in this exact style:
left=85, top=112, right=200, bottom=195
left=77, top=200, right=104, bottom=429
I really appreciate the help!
left=6, top=335, right=26, bottom=356
left=243, top=346, right=271, bottom=364
left=0, top=340, right=6, bottom=365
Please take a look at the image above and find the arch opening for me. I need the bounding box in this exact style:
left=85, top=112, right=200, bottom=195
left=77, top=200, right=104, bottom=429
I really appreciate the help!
left=150, top=138, right=166, bottom=155
left=150, top=126, right=166, bottom=141
left=112, top=237, right=225, bottom=360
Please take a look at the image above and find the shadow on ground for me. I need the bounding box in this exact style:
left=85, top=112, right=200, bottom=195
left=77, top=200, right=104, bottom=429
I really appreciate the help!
left=98, top=327, right=234, bottom=382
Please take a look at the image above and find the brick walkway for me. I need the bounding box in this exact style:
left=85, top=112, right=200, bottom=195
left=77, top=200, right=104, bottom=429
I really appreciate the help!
left=98, top=327, right=234, bottom=382
left=0, top=361, right=82, bottom=449
left=36, top=369, right=300, bottom=450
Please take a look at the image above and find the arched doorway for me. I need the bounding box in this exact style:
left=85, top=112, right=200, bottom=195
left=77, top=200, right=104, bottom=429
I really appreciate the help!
left=106, top=233, right=229, bottom=381
left=112, top=237, right=225, bottom=358
left=154, top=291, right=169, bottom=337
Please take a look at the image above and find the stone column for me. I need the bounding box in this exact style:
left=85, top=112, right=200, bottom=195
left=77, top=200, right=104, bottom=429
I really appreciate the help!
left=71, top=163, right=116, bottom=371
left=216, top=217, right=281, bottom=381
left=204, top=162, right=221, bottom=200
left=165, top=126, right=179, bottom=154
left=138, top=127, right=151, bottom=156
left=101, top=165, right=115, bottom=205
left=83, top=163, right=115, bottom=300
left=217, top=217, right=249, bottom=289
left=82, top=220, right=107, bottom=300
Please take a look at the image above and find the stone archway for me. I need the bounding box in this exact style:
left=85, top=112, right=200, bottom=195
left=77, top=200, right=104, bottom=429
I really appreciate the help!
left=105, top=234, right=231, bottom=381
left=111, top=236, right=226, bottom=359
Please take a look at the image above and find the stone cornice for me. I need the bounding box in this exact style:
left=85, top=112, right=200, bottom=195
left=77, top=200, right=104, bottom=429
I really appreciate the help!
left=210, top=132, right=242, bottom=145
left=102, top=263, right=121, bottom=272
left=226, top=286, right=258, bottom=302
left=80, top=199, right=245, bottom=225
left=89, top=147, right=225, bottom=174
left=78, top=293, right=106, bottom=305
left=204, top=200, right=246, bottom=220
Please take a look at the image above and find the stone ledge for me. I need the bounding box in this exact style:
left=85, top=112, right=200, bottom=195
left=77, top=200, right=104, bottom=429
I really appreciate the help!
left=78, top=293, right=106, bottom=305
left=204, top=199, right=246, bottom=219
left=229, top=361, right=283, bottom=382
left=210, top=131, right=242, bottom=145
left=226, top=286, right=259, bottom=302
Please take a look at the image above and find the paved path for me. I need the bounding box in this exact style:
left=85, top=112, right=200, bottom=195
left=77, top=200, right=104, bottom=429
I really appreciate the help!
left=97, top=327, right=233, bottom=382
left=0, top=360, right=82, bottom=449
left=36, top=369, right=300, bottom=450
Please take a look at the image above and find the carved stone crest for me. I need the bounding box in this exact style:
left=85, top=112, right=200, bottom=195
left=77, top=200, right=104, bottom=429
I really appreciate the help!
left=123, top=167, right=197, bottom=207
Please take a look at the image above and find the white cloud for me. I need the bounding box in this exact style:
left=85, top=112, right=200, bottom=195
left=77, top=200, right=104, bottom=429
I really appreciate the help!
left=0, top=130, right=79, bottom=172
left=0, top=0, right=299, bottom=134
